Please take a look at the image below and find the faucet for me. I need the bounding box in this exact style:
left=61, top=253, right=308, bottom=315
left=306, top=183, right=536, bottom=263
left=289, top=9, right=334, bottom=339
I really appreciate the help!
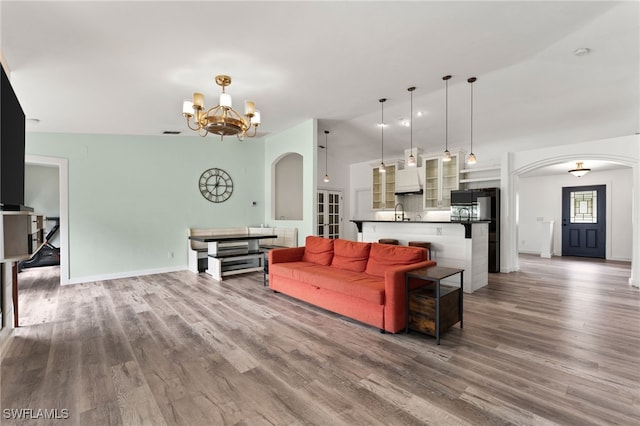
left=394, top=203, right=405, bottom=222
left=459, top=207, right=470, bottom=221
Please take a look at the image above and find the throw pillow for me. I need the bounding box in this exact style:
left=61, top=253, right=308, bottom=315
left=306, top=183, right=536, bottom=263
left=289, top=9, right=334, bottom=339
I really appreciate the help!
left=365, top=243, right=425, bottom=277
left=331, top=239, right=371, bottom=272
left=301, top=235, right=334, bottom=265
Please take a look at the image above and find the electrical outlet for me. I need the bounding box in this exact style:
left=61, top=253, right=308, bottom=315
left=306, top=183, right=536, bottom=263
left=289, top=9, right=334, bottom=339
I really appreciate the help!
left=436, top=227, right=442, bottom=235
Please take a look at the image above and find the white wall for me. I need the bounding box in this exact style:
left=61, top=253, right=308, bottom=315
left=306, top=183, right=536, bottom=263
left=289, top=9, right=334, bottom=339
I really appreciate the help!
left=519, top=168, right=632, bottom=260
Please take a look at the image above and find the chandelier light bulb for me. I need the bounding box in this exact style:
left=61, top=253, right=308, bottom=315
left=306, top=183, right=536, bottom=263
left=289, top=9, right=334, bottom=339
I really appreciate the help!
left=182, top=100, right=194, bottom=116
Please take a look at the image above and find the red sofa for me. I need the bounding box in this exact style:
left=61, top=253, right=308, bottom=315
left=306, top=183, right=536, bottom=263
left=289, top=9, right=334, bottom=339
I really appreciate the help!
left=268, top=236, right=435, bottom=333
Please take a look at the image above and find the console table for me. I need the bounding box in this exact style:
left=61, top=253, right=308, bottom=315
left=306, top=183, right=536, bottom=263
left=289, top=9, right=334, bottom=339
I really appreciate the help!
left=188, top=234, right=277, bottom=281
left=405, top=266, right=464, bottom=344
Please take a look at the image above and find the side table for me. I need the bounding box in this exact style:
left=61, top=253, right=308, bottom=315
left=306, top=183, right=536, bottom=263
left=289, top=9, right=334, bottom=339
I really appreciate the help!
left=405, top=266, right=464, bottom=344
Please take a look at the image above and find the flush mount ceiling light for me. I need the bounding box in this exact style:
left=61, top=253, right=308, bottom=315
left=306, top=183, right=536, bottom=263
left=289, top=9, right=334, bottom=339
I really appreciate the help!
left=182, top=74, right=261, bottom=140
left=323, top=130, right=330, bottom=183
left=568, top=161, right=591, bottom=177
left=442, top=75, right=452, bottom=162
left=407, top=86, right=417, bottom=167
left=379, top=98, right=387, bottom=173
left=466, top=77, right=477, bottom=165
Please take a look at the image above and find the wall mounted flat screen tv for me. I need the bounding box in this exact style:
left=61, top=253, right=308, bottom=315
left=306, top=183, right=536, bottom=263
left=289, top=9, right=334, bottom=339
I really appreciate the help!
left=0, top=65, right=26, bottom=209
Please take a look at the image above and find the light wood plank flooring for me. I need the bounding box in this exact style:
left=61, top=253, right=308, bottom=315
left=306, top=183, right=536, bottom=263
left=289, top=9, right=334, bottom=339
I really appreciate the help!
left=1, top=255, right=639, bottom=425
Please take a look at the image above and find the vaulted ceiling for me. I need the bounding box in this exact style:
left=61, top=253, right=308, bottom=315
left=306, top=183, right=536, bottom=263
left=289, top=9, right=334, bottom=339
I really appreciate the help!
left=2, top=1, right=638, bottom=165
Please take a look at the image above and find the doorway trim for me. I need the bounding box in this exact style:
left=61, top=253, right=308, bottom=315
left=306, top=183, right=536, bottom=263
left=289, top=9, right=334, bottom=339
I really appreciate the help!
left=502, top=135, right=639, bottom=288
left=25, top=155, right=69, bottom=285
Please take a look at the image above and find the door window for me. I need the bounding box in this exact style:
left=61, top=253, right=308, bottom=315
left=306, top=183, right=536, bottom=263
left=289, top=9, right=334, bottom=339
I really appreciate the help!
left=570, top=190, right=597, bottom=224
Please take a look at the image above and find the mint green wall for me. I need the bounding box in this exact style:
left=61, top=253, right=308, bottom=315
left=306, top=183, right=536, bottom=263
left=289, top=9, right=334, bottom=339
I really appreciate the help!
left=265, top=119, right=317, bottom=246
left=26, top=132, right=265, bottom=281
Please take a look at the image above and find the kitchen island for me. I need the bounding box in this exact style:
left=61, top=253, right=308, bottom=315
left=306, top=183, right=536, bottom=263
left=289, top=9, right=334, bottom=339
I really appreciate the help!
left=351, top=220, right=489, bottom=293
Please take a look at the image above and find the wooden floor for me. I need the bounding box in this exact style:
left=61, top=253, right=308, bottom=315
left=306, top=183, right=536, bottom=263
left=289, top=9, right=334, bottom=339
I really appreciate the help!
left=1, top=255, right=639, bottom=425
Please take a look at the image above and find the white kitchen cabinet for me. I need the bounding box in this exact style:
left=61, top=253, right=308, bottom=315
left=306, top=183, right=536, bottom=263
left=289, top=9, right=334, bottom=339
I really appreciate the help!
left=423, top=153, right=460, bottom=209
left=372, top=164, right=396, bottom=209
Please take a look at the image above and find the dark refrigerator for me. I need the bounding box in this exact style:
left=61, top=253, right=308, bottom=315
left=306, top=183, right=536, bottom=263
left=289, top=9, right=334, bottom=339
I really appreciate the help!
left=451, top=188, right=500, bottom=273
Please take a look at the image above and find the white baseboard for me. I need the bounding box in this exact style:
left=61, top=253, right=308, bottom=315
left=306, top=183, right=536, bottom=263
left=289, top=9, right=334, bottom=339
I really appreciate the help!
left=64, top=265, right=187, bottom=285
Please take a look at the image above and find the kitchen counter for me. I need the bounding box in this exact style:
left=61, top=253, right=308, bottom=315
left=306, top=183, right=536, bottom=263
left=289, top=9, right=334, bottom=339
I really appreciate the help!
left=351, top=219, right=490, bottom=238
left=350, top=219, right=488, bottom=293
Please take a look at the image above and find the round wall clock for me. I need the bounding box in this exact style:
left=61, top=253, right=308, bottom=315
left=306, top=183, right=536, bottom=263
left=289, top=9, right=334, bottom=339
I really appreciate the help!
left=198, top=168, right=233, bottom=203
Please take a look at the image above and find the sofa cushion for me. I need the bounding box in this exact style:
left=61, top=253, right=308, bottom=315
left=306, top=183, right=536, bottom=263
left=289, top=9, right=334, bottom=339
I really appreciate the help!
left=271, top=262, right=384, bottom=304
left=365, top=243, right=427, bottom=277
left=302, top=236, right=334, bottom=266
left=331, top=239, right=371, bottom=273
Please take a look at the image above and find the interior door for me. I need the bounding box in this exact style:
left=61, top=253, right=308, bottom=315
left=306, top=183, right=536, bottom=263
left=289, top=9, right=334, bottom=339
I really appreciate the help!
left=561, top=185, right=605, bottom=258
left=317, top=190, right=342, bottom=239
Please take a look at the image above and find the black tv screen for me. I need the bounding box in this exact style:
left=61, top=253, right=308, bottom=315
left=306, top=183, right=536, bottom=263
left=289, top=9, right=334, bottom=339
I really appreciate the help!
left=0, top=65, right=26, bottom=209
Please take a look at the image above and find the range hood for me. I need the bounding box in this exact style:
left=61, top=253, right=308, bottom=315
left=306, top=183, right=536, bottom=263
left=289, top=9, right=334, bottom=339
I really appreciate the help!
left=394, top=148, right=423, bottom=194
left=394, top=167, right=423, bottom=194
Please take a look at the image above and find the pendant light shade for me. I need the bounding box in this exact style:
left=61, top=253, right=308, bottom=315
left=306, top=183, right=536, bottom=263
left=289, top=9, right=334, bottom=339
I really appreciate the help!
left=568, top=161, right=591, bottom=177
left=379, top=98, right=387, bottom=173
left=407, top=87, right=417, bottom=167
left=323, top=130, right=330, bottom=183
left=466, top=77, right=477, bottom=165
left=442, top=75, right=452, bottom=162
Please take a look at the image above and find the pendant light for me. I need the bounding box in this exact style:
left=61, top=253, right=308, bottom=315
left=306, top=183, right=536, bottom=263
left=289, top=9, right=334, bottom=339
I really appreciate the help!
left=442, top=75, right=452, bottom=162
left=379, top=98, right=387, bottom=173
left=323, top=130, right=330, bottom=183
left=407, top=87, right=417, bottom=167
left=466, top=77, right=477, bottom=165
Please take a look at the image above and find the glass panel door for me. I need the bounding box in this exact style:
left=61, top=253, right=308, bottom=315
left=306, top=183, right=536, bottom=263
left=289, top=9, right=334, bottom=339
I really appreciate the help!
left=317, top=190, right=342, bottom=239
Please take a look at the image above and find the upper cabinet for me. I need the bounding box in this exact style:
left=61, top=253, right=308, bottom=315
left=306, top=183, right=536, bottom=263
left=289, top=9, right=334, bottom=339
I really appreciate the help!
left=423, top=153, right=460, bottom=209
left=372, top=164, right=396, bottom=209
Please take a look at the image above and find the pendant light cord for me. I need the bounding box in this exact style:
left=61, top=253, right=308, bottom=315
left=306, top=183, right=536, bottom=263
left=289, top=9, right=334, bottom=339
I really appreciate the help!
left=470, top=81, right=473, bottom=153
left=410, top=88, right=413, bottom=152
left=445, top=78, right=449, bottom=150
left=324, top=131, right=329, bottom=175
left=379, top=98, right=386, bottom=165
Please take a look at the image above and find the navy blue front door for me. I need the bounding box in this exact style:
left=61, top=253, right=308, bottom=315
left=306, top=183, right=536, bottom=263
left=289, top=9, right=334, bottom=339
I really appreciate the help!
left=561, top=185, right=606, bottom=258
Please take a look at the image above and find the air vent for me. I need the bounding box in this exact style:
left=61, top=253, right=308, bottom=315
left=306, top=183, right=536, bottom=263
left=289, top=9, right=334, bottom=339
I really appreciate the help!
left=163, top=130, right=181, bottom=135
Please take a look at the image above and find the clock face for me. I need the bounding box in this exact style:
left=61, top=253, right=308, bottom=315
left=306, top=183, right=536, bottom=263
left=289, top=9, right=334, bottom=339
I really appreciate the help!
left=199, top=168, right=233, bottom=203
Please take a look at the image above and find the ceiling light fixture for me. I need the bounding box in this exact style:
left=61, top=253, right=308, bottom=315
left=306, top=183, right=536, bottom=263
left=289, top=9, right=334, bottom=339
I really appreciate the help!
left=407, top=86, right=417, bottom=167
left=568, top=161, right=591, bottom=177
left=182, top=74, right=260, bottom=140
left=379, top=98, right=387, bottom=173
left=442, top=75, right=452, bottom=162
left=466, top=77, right=477, bottom=165
left=323, top=130, right=330, bottom=183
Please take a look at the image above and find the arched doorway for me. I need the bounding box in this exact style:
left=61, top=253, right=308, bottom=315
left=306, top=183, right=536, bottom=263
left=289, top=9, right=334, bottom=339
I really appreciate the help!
left=503, top=139, right=639, bottom=288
